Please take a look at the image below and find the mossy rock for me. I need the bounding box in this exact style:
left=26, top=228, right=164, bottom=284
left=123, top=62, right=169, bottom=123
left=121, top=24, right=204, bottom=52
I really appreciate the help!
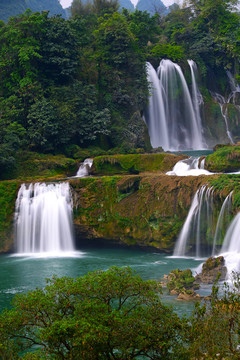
left=205, top=144, right=240, bottom=172
left=1, top=151, right=77, bottom=180
left=167, top=268, right=200, bottom=295
left=70, top=173, right=211, bottom=251
left=91, top=153, right=187, bottom=176
left=195, top=256, right=227, bottom=284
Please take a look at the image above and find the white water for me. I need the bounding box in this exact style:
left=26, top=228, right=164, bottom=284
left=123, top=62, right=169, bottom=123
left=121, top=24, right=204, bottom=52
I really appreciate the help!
left=173, top=189, right=201, bottom=257
left=145, top=62, right=169, bottom=149
left=166, top=156, right=214, bottom=176
left=145, top=59, right=206, bottom=151
left=188, top=60, right=206, bottom=148
left=76, top=158, right=93, bottom=177
left=173, top=186, right=233, bottom=258
left=15, top=183, right=75, bottom=256
left=211, top=92, right=234, bottom=143
left=220, top=213, right=240, bottom=275
left=212, top=191, right=233, bottom=256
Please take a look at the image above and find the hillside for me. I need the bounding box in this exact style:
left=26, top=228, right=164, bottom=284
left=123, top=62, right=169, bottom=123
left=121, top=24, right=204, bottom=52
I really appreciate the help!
left=0, top=0, right=67, bottom=22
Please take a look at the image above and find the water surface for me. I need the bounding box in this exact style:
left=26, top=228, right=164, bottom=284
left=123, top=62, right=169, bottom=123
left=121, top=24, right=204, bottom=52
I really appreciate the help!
left=0, top=247, right=206, bottom=316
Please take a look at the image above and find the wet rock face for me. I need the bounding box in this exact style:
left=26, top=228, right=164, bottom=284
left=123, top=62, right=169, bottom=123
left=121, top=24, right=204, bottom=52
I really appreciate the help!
left=70, top=174, right=211, bottom=251
left=196, top=256, right=227, bottom=284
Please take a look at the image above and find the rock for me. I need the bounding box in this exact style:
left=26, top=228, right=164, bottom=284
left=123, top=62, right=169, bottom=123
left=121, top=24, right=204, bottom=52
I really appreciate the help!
left=177, top=292, right=201, bottom=301
left=195, top=256, right=227, bottom=284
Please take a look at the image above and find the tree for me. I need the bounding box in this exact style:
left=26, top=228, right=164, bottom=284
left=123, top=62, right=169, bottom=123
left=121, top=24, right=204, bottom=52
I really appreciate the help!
left=189, top=272, right=240, bottom=359
left=27, top=98, right=63, bottom=153
left=38, top=15, right=79, bottom=86
left=0, top=266, right=187, bottom=359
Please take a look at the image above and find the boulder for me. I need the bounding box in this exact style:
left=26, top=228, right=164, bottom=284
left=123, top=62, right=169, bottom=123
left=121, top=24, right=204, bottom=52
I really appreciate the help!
left=195, top=256, right=227, bottom=284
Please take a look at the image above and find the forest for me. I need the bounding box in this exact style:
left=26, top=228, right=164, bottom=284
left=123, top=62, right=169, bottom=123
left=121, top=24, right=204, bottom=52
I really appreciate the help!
left=0, top=0, right=239, bottom=179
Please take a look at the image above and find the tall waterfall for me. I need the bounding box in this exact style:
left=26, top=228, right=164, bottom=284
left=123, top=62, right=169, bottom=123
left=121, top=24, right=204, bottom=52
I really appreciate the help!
left=15, top=183, right=75, bottom=255
left=173, top=186, right=233, bottom=258
left=145, top=62, right=169, bottom=149
left=145, top=59, right=206, bottom=151
left=188, top=60, right=206, bottom=148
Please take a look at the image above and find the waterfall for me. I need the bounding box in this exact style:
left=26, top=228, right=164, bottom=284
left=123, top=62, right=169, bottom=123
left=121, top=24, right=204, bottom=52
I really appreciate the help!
left=212, top=191, right=233, bottom=256
left=173, top=186, right=233, bottom=258
left=188, top=60, right=206, bottom=148
left=226, top=71, right=240, bottom=105
left=76, top=158, right=93, bottom=177
left=166, top=156, right=213, bottom=176
left=15, top=183, right=75, bottom=255
left=145, top=62, right=169, bottom=149
left=210, top=92, right=234, bottom=143
left=173, top=185, right=213, bottom=257
left=145, top=59, right=206, bottom=151
left=220, top=213, right=240, bottom=275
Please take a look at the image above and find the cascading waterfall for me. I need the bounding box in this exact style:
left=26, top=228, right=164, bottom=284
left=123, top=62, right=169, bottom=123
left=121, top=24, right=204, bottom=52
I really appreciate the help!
left=227, top=71, right=240, bottom=106
left=145, top=59, right=206, bottom=151
left=15, top=182, right=75, bottom=255
left=220, top=213, right=240, bottom=275
left=166, top=156, right=213, bottom=176
left=173, top=186, right=233, bottom=258
left=210, top=71, right=240, bottom=144
left=210, top=92, right=234, bottom=143
left=145, top=62, right=169, bottom=149
left=212, top=191, right=233, bottom=256
left=188, top=60, right=206, bottom=148
left=76, top=158, right=93, bottom=177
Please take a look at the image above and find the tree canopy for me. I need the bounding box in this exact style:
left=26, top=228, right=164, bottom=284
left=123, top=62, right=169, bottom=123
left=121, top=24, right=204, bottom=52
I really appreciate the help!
left=0, top=266, right=187, bottom=359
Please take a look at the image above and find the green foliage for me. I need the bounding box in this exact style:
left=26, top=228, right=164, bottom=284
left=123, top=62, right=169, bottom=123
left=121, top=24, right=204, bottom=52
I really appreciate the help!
left=0, top=266, right=186, bottom=359
left=189, top=271, right=240, bottom=359
left=205, top=145, right=240, bottom=172
left=150, top=43, right=185, bottom=62
left=27, top=98, right=63, bottom=153
left=0, top=181, right=19, bottom=250
left=92, top=153, right=185, bottom=175
left=167, top=269, right=199, bottom=295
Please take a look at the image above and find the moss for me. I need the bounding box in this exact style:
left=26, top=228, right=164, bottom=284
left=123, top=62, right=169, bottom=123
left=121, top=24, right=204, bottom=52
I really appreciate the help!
left=209, top=174, right=240, bottom=211
left=167, top=269, right=200, bottom=294
left=0, top=181, right=19, bottom=252
left=91, top=153, right=187, bottom=175
left=70, top=174, right=210, bottom=251
left=205, top=145, right=240, bottom=172
left=1, top=151, right=77, bottom=180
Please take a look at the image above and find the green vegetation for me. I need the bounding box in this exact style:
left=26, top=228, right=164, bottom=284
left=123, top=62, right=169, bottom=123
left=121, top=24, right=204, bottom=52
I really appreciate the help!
left=0, top=181, right=19, bottom=251
left=2, top=266, right=240, bottom=359
left=205, top=145, right=240, bottom=172
left=92, top=153, right=187, bottom=175
left=189, top=271, right=240, bottom=359
left=70, top=174, right=209, bottom=251
left=1, top=152, right=77, bottom=181
left=0, top=266, right=186, bottom=359
left=0, top=1, right=239, bottom=179
left=167, top=268, right=199, bottom=295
